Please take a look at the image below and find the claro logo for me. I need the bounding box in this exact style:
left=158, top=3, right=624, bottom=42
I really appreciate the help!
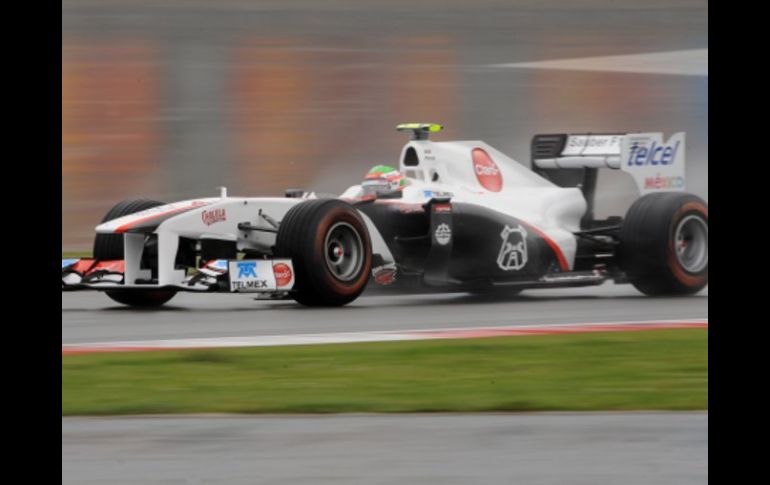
left=472, top=148, right=503, bottom=192
left=273, top=263, right=293, bottom=287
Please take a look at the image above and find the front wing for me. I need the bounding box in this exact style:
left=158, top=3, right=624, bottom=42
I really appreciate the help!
left=62, top=258, right=295, bottom=294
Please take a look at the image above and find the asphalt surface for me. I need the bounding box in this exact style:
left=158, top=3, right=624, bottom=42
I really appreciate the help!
left=62, top=283, right=707, bottom=345
left=62, top=412, right=708, bottom=485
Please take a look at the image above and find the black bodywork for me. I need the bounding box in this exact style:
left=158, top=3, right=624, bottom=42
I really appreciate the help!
left=355, top=197, right=608, bottom=291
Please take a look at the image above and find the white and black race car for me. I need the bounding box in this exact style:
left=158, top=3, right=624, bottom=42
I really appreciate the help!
left=62, top=123, right=708, bottom=307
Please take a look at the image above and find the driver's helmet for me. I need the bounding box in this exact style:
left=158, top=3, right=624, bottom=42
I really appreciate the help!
left=361, top=165, right=409, bottom=198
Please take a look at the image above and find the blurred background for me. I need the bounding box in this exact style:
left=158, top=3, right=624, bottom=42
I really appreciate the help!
left=62, top=0, right=707, bottom=251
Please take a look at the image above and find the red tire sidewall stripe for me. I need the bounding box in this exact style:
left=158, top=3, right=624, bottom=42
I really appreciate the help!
left=667, top=202, right=708, bottom=287
left=313, top=208, right=372, bottom=296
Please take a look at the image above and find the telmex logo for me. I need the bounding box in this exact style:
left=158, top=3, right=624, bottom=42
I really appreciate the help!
left=236, top=262, right=258, bottom=278
left=472, top=148, right=503, bottom=192
left=627, top=140, right=681, bottom=166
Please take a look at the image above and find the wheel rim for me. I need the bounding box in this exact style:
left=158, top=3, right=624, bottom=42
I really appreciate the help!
left=324, top=222, right=364, bottom=282
left=674, top=214, right=708, bottom=273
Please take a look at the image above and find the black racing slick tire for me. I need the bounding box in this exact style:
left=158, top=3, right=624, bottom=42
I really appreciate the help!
left=275, top=199, right=372, bottom=307
left=93, top=198, right=178, bottom=307
left=618, top=192, right=708, bottom=296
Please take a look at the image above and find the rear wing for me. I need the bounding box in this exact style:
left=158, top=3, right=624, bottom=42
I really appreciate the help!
left=531, top=132, right=686, bottom=225
left=531, top=132, right=686, bottom=194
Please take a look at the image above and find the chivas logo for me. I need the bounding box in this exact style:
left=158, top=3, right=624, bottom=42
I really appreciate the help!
left=202, top=208, right=226, bottom=226
left=497, top=225, right=528, bottom=271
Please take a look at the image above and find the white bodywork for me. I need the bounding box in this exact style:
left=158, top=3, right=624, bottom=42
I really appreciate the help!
left=342, top=139, right=587, bottom=270
left=92, top=134, right=674, bottom=289
left=97, top=197, right=299, bottom=287
left=95, top=195, right=393, bottom=289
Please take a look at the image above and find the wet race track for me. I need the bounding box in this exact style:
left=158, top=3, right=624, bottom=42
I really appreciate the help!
left=62, top=284, right=707, bottom=346
left=62, top=284, right=708, bottom=485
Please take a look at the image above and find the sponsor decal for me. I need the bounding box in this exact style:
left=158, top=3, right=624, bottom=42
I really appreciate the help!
left=423, top=190, right=454, bottom=199
left=472, top=148, right=503, bottom=192
left=627, top=139, right=680, bottom=166
left=434, top=223, right=452, bottom=246
left=236, top=261, right=258, bottom=278
left=228, top=260, right=282, bottom=292
left=232, top=279, right=269, bottom=290
left=562, top=135, right=621, bottom=156
left=620, top=132, right=686, bottom=195
left=433, top=203, right=452, bottom=214
left=202, top=208, right=227, bottom=226
left=644, top=174, right=685, bottom=190
left=273, top=263, right=293, bottom=287
left=497, top=225, right=528, bottom=271
left=372, top=263, right=397, bottom=285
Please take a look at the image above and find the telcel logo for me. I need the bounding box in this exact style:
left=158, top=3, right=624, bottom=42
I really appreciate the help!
left=627, top=140, right=680, bottom=166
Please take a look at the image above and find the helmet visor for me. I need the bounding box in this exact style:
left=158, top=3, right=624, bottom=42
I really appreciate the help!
left=361, top=178, right=391, bottom=197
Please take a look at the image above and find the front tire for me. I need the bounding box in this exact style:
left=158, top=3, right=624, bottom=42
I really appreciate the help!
left=618, top=192, right=708, bottom=296
left=93, top=198, right=178, bottom=307
left=275, top=199, right=372, bottom=306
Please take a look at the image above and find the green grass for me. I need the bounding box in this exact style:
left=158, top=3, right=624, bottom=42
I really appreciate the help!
left=62, top=252, right=91, bottom=259
left=62, top=328, right=707, bottom=416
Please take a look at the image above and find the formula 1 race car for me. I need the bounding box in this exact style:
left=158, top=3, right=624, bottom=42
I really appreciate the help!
left=62, top=123, right=708, bottom=307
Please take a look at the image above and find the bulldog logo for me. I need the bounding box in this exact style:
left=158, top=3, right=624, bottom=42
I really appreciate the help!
left=497, top=225, right=528, bottom=271
left=435, top=223, right=452, bottom=246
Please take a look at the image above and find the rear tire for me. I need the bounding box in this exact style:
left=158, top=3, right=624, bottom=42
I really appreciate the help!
left=93, top=198, right=177, bottom=307
left=275, top=199, right=372, bottom=306
left=618, top=192, right=708, bottom=296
